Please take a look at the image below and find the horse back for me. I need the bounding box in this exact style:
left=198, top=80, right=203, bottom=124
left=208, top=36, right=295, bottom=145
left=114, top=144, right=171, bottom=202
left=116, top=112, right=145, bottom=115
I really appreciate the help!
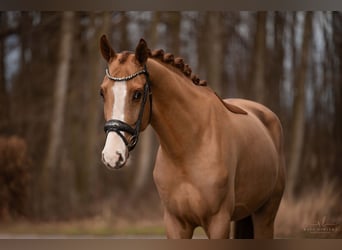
left=223, top=98, right=283, bottom=155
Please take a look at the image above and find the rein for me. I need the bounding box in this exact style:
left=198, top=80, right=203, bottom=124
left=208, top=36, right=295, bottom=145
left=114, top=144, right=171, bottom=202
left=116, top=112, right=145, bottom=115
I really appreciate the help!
left=104, top=65, right=152, bottom=151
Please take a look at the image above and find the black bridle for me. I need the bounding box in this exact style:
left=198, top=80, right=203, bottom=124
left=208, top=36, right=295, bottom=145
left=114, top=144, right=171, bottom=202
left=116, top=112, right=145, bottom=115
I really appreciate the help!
left=104, top=65, right=152, bottom=151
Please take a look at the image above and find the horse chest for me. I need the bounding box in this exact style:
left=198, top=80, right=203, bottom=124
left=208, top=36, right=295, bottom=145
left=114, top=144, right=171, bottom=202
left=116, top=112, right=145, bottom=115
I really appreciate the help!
left=154, top=165, right=229, bottom=223
left=169, top=182, right=206, bottom=219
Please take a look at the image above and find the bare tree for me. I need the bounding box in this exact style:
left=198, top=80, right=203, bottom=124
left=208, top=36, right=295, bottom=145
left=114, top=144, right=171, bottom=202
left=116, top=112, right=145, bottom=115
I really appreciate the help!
left=251, top=11, right=267, bottom=104
left=268, top=12, right=285, bottom=114
left=78, top=12, right=112, bottom=201
left=130, top=12, right=160, bottom=199
left=42, top=11, right=75, bottom=211
left=202, top=12, right=225, bottom=96
left=287, top=12, right=313, bottom=196
left=118, top=12, right=129, bottom=51
left=0, top=12, right=9, bottom=134
left=166, top=12, right=181, bottom=55
left=44, top=12, right=75, bottom=171
left=332, top=12, right=342, bottom=181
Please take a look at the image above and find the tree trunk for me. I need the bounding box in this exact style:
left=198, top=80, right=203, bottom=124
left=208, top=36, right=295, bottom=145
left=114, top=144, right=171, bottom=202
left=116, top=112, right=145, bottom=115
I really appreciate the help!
left=130, top=126, right=158, bottom=199
left=0, top=12, right=9, bottom=134
left=205, top=12, right=225, bottom=96
left=332, top=12, right=342, bottom=182
left=81, top=12, right=112, bottom=201
left=42, top=11, right=75, bottom=213
left=45, top=11, right=74, bottom=170
left=287, top=12, right=313, bottom=197
left=119, top=12, right=129, bottom=51
left=130, top=12, right=160, bottom=199
left=167, top=12, right=181, bottom=55
left=251, top=11, right=267, bottom=104
left=148, top=12, right=161, bottom=47
left=269, top=12, right=285, bottom=115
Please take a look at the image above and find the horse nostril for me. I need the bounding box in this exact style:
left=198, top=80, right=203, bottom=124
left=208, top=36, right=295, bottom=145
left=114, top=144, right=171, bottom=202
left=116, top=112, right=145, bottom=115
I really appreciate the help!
left=116, top=151, right=124, bottom=162
left=115, top=151, right=125, bottom=168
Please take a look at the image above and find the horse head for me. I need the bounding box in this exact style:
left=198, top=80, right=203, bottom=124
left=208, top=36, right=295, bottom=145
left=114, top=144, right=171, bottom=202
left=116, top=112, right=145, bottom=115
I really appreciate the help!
left=99, top=35, right=152, bottom=170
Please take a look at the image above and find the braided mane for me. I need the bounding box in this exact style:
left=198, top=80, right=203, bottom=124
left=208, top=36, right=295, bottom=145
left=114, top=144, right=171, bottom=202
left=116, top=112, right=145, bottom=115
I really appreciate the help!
left=149, top=49, right=207, bottom=86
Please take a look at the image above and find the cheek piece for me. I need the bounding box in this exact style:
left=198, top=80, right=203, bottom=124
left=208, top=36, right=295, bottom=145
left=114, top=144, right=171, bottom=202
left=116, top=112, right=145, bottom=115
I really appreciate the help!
left=104, top=64, right=152, bottom=152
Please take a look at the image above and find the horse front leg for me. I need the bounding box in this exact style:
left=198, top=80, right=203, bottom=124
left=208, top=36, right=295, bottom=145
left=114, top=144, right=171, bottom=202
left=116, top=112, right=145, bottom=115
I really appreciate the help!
left=164, top=210, right=194, bottom=239
left=204, top=211, right=231, bottom=239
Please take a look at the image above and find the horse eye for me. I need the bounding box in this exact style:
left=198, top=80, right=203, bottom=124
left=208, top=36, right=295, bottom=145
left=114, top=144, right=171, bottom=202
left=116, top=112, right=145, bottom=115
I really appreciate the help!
left=133, top=91, right=142, bottom=101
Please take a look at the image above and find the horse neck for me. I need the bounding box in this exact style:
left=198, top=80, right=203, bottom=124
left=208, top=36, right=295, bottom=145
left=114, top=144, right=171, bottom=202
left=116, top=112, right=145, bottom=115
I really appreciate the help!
left=147, top=59, right=210, bottom=159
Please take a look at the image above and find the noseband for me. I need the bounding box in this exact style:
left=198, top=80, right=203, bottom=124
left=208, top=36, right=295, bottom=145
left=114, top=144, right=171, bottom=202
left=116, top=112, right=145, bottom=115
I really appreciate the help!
left=104, top=65, right=152, bottom=151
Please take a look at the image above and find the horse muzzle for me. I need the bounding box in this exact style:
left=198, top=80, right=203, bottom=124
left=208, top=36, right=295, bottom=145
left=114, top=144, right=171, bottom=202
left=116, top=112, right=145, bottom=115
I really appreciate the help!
left=101, top=132, right=129, bottom=170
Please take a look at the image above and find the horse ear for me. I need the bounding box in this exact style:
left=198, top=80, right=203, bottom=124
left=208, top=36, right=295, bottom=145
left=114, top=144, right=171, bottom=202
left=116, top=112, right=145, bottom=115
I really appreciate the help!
left=135, top=38, right=150, bottom=65
left=100, top=34, right=116, bottom=62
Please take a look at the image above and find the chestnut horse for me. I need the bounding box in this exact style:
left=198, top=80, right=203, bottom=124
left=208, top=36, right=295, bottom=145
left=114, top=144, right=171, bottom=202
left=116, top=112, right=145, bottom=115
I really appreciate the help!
left=99, top=35, right=285, bottom=239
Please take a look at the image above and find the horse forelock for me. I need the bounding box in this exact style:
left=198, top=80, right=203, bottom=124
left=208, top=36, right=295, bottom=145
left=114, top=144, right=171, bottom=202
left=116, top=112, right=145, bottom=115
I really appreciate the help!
left=118, top=51, right=133, bottom=64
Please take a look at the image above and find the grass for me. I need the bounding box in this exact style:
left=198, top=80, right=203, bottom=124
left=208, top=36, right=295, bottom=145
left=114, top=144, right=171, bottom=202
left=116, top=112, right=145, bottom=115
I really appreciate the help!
left=0, top=219, right=165, bottom=236
left=275, top=180, right=341, bottom=238
left=0, top=180, right=340, bottom=238
left=0, top=219, right=209, bottom=237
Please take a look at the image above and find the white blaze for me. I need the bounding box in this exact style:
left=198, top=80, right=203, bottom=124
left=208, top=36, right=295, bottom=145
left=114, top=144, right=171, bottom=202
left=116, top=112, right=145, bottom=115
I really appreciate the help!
left=102, top=81, right=129, bottom=169
left=111, top=82, right=127, bottom=121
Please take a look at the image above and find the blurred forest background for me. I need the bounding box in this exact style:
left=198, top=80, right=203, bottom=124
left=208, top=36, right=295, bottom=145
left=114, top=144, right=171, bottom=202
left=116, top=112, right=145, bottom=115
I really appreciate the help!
left=0, top=11, right=341, bottom=237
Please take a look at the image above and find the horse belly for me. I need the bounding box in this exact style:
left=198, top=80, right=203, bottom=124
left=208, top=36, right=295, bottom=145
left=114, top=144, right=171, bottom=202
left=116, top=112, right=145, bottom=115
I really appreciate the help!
left=231, top=130, right=279, bottom=220
left=232, top=169, right=278, bottom=220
